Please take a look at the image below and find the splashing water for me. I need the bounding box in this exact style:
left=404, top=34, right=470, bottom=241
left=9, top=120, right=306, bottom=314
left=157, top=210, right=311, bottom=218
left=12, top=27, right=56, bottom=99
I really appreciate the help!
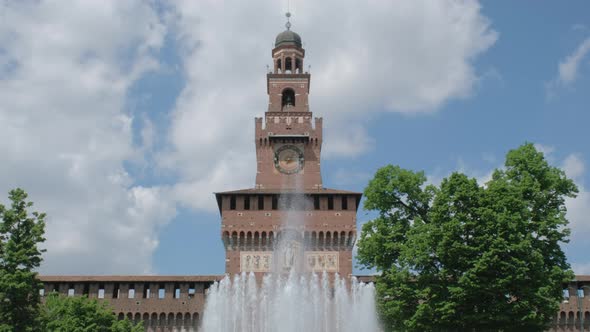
left=201, top=271, right=379, bottom=332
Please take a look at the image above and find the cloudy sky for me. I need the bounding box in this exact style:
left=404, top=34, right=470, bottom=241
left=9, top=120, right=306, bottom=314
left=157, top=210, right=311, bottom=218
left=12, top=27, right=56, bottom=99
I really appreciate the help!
left=1, top=0, right=589, bottom=276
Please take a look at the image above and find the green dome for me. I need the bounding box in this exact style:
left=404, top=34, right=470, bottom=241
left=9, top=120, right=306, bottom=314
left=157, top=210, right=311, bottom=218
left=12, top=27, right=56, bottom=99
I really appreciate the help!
left=275, top=30, right=302, bottom=48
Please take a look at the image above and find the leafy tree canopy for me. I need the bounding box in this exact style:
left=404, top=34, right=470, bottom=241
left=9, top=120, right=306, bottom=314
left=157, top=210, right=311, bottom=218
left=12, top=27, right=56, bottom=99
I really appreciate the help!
left=0, top=188, right=46, bottom=331
left=357, top=143, right=577, bottom=331
left=41, top=293, right=143, bottom=332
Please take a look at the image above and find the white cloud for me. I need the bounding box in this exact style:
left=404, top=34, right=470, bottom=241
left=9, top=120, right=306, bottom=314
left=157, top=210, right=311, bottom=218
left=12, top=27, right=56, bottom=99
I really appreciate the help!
left=534, top=143, right=555, bottom=157
left=563, top=154, right=585, bottom=180
left=164, top=0, right=497, bottom=210
left=547, top=37, right=590, bottom=97
left=0, top=1, right=175, bottom=274
left=558, top=38, right=590, bottom=84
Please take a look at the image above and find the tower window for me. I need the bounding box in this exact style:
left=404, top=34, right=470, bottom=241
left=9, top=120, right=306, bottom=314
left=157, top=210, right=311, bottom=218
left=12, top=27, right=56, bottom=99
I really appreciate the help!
left=258, top=195, right=264, bottom=210
left=174, top=283, right=180, bottom=299
left=282, top=88, right=295, bottom=109
left=272, top=195, right=278, bottom=210
left=188, top=283, right=196, bottom=299
left=285, top=57, right=292, bottom=73
left=230, top=196, right=236, bottom=210
left=112, top=283, right=120, bottom=299
left=314, top=196, right=320, bottom=210
left=98, top=284, right=105, bottom=299
left=128, top=284, right=135, bottom=299
left=342, top=196, right=348, bottom=210
left=328, top=195, right=334, bottom=210
left=83, top=283, right=89, bottom=296
left=143, top=283, right=150, bottom=298
left=295, top=58, right=301, bottom=73
left=244, top=196, right=250, bottom=210
left=158, top=283, right=165, bottom=299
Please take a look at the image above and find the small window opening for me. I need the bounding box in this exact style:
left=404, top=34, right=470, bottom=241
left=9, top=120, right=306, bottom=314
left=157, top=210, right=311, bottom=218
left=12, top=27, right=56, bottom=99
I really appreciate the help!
left=68, top=284, right=75, bottom=297
left=272, top=195, right=278, bottom=210
left=52, top=284, right=59, bottom=293
left=258, top=195, right=264, bottom=210
left=158, top=283, right=165, bottom=299
left=314, top=196, right=320, bottom=210
left=143, top=283, right=150, bottom=299
left=112, top=283, right=120, bottom=299
left=328, top=195, right=334, bottom=210
left=98, top=284, right=105, bottom=299
left=174, top=283, right=181, bottom=299
left=277, top=59, right=282, bottom=73
left=281, top=88, right=296, bottom=109
left=83, top=283, right=89, bottom=296
left=342, top=196, right=348, bottom=210
left=244, top=196, right=250, bottom=210
left=188, top=283, right=196, bottom=299
left=128, top=284, right=135, bottom=299
left=230, top=196, right=236, bottom=210
left=285, top=57, right=292, bottom=73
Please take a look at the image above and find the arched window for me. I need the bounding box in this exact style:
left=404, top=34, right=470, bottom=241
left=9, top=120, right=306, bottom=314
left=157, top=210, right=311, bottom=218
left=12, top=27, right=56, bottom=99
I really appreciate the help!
left=281, top=88, right=295, bottom=109
left=285, top=57, right=292, bottom=73
left=295, top=58, right=301, bottom=73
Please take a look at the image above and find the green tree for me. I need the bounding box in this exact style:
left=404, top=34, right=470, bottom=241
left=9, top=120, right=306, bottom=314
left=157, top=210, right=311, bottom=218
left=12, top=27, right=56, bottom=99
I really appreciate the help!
left=0, top=188, right=46, bottom=331
left=41, top=293, right=143, bottom=332
left=357, top=144, right=577, bottom=331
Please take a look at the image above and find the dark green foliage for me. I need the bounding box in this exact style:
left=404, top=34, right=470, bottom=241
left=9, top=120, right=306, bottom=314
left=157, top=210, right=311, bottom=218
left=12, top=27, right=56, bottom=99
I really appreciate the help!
left=0, top=188, right=46, bottom=331
left=357, top=144, right=577, bottom=331
left=41, top=293, right=143, bottom=332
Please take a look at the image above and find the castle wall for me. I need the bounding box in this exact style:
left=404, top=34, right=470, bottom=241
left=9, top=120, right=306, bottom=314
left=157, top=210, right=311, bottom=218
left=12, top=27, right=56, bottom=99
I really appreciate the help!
left=39, top=276, right=222, bottom=331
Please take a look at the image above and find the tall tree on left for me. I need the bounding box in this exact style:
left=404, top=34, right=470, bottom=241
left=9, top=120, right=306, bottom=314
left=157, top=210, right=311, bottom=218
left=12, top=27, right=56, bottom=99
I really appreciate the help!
left=0, top=188, right=46, bottom=332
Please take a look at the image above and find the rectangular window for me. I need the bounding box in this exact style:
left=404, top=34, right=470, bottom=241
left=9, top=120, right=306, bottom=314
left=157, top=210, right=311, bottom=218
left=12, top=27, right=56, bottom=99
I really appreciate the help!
left=328, top=195, right=334, bottom=210
left=158, top=284, right=165, bottom=299
left=68, top=284, right=75, bottom=297
left=342, top=196, right=348, bottom=210
left=258, top=195, right=264, bottom=210
left=314, top=196, right=320, bottom=210
left=272, top=195, right=278, bottom=210
left=83, top=283, right=89, bottom=296
left=174, top=283, right=180, bottom=299
left=143, top=283, right=150, bottom=299
left=98, top=284, right=105, bottom=299
left=112, top=283, right=120, bottom=299
left=230, top=196, right=236, bottom=210
left=244, top=196, right=250, bottom=210
left=39, top=288, right=45, bottom=297
left=188, top=283, right=196, bottom=299
left=128, top=284, right=135, bottom=299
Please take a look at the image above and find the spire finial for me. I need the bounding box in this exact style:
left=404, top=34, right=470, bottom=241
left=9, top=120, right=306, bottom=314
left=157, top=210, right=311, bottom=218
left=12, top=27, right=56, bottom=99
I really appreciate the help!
left=285, top=11, right=292, bottom=30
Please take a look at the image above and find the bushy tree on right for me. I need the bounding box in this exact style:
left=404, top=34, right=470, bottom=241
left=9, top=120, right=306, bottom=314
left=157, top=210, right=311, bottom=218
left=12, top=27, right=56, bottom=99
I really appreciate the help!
left=357, top=143, right=577, bottom=331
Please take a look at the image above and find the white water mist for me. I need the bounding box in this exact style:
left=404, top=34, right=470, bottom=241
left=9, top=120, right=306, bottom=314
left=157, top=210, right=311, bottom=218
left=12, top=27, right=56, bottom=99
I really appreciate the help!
left=201, top=272, right=379, bottom=332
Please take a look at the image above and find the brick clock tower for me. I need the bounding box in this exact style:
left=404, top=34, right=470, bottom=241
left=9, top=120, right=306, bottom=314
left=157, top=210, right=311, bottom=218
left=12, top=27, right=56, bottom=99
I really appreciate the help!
left=216, top=15, right=361, bottom=278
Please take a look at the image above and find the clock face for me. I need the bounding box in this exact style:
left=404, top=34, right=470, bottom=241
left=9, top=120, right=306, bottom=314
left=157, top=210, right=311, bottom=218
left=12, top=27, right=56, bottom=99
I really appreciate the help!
left=274, top=145, right=304, bottom=174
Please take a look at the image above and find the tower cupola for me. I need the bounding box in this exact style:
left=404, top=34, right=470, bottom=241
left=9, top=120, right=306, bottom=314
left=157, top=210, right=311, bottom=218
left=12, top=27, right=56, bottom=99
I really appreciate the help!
left=271, top=12, right=305, bottom=75
left=275, top=30, right=302, bottom=48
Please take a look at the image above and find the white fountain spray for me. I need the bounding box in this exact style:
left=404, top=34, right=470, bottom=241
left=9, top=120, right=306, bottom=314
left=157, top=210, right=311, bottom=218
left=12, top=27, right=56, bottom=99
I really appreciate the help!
left=202, top=173, right=380, bottom=331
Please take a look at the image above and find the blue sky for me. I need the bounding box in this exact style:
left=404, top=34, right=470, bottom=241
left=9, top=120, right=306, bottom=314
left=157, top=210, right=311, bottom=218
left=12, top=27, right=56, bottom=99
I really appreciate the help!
left=0, top=0, right=588, bottom=276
